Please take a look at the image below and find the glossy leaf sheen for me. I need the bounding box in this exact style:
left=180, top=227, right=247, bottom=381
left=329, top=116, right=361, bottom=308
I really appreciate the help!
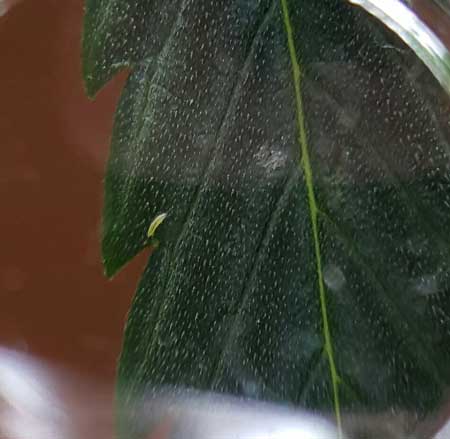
left=83, top=0, right=450, bottom=437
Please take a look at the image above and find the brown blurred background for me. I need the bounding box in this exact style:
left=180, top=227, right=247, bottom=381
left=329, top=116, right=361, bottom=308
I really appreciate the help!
left=1, top=0, right=450, bottom=438
left=0, top=0, right=144, bottom=377
left=0, top=1, right=147, bottom=436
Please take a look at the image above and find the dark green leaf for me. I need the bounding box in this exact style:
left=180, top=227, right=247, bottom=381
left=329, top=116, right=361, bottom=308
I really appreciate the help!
left=83, top=0, right=450, bottom=437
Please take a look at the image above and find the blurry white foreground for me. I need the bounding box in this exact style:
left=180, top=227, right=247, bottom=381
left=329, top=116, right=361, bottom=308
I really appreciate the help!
left=0, top=347, right=112, bottom=439
left=0, top=0, right=23, bottom=16
left=145, top=392, right=340, bottom=439
left=0, top=347, right=70, bottom=438
left=1, top=346, right=450, bottom=439
left=0, top=346, right=340, bottom=439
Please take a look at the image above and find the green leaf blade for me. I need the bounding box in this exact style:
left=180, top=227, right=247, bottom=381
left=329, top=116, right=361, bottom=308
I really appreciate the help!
left=82, top=0, right=450, bottom=437
left=82, top=0, right=184, bottom=96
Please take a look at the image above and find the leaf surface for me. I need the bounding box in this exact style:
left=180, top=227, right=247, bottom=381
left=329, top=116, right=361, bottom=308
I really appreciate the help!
left=83, top=0, right=450, bottom=437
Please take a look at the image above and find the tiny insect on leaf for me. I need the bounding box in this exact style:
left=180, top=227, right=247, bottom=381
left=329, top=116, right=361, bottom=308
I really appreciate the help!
left=147, top=213, right=168, bottom=239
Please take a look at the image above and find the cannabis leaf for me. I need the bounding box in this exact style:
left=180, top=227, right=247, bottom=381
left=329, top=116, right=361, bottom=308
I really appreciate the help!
left=83, top=0, right=450, bottom=437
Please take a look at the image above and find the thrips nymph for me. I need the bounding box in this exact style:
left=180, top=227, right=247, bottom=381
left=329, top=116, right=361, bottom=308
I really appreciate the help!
left=147, top=213, right=168, bottom=239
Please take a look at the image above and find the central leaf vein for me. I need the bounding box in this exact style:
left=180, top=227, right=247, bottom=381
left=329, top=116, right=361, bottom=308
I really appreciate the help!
left=280, top=0, right=342, bottom=433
